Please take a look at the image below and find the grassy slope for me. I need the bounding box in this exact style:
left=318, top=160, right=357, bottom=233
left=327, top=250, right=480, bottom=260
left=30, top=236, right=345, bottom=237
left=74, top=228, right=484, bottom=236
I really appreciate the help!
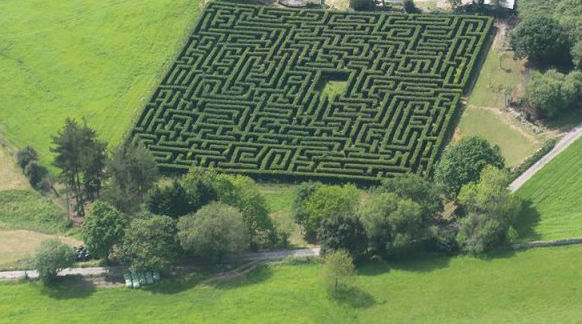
left=0, top=190, right=70, bottom=234
left=0, top=246, right=580, bottom=324
left=516, top=138, right=582, bottom=241
left=0, top=146, right=29, bottom=191
left=0, top=0, right=202, bottom=169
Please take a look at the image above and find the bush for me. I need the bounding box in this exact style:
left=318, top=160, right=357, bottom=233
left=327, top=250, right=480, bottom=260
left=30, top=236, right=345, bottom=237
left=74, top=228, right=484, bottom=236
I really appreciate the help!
left=31, top=239, right=75, bottom=283
left=16, top=146, right=38, bottom=170
left=434, top=136, right=505, bottom=199
left=510, top=139, right=557, bottom=180
left=181, top=167, right=218, bottom=212
left=119, top=215, right=179, bottom=273
left=510, top=16, right=572, bottom=67
left=349, top=0, right=374, bottom=10
left=23, top=160, right=47, bottom=189
left=177, top=202, right=249, bottom=262
left=376, top=173, right=443, bottom=219
left=428, top=223, right=459, bottom=255
left=318, top=214, right=367, bottom=260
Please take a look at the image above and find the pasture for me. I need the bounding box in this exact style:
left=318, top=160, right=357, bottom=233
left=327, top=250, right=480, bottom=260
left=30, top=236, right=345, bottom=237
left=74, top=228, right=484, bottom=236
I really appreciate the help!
left=0, top=245, right=580, bottom=323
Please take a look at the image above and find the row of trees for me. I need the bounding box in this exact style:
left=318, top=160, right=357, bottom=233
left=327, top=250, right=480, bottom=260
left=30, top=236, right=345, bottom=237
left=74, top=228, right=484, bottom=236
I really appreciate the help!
left=292, top=136, right=522, bottom=259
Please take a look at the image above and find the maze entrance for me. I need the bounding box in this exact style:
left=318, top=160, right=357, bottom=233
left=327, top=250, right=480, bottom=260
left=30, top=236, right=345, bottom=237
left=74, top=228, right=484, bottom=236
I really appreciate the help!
left=132, top=3, right=493, bottom=183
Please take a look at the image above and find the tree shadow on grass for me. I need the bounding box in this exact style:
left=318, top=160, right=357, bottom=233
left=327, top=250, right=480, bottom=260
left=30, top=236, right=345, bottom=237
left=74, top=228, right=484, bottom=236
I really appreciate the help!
left=331, top=286, right=375, bottom=309
left=212, top=264, right=273, bottom=290
left=513, top=200, right=542, bottom=242
left=388, top=253, right=451, bottom=273
left=37, top=276, right=96, bottom=299
left=144, top=272, right=206, bottom=295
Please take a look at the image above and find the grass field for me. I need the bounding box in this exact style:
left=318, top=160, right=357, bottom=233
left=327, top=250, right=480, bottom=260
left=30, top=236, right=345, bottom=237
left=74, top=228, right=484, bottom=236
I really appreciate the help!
left=0, top=190, right=70, bottom=234
left=516, top=138, right=582, bottom=241
left=457, top=106, right=543, bottom=166
left=0, top=146, right=29, bottom=191
left=0, top=245, right=580, bottom=323
left=0, top=0, right=203, bottom=169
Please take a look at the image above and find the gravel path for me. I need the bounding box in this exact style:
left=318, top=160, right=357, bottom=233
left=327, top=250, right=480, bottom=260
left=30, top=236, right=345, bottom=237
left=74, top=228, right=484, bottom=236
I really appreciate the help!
left=509, top=124, right=582, bottom=192
left=0, top=248, right=321, bottom=280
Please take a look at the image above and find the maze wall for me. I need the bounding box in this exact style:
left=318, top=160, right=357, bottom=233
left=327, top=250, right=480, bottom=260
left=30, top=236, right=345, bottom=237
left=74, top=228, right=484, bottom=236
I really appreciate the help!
left=132, top=2, right=493, bottom=183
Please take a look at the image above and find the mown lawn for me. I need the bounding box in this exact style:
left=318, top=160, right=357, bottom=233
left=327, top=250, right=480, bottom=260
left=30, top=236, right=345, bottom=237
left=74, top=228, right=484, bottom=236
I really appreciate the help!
left=516, top=138, right=582, bottom=241
left=1, top=245, right=580, bottom=324
left=0, top=0, right=203, bottom=169
left=457, top=106, right=543, bottom=167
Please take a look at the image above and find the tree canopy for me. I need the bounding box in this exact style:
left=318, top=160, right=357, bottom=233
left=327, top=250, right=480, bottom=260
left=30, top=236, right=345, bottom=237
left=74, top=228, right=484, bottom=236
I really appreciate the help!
left=82, top=201, right=125, bottom=263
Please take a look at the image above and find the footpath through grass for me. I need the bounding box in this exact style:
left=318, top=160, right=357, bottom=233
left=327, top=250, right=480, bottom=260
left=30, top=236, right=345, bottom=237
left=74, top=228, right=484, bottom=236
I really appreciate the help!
left=0, top=0, right=202, bottom=169
left=516, top=137, right=582, bottom=241
left=0, top=245, right=580, bottom=324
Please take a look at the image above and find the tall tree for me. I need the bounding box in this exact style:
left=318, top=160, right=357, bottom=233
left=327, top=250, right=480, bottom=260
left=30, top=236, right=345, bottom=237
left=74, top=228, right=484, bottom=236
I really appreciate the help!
left=318, top=214, right=368, bottom=260
left=510, top=16, right=572, bottom=67
left=82, top=201, right=125, bottom=264
left=434, top=136, right=504, bottom=199
left=104, top=143, right=158, bottom=213
left=51, top=118, right=106, bottom=216
left=376, top=173, right=443, bottom=219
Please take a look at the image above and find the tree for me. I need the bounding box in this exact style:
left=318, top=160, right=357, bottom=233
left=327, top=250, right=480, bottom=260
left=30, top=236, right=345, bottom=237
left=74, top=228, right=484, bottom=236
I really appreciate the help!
left=456, top=166, right=522, bottom=254
left=322, top=250, right=355, bottom=293
left=296, top=184, right=359, bottom=242
left=403, top=0, right=420, bottom=13
left=119, top=215, right=178, bottom=273
left=292, top=181, right=322, bottom=230
left=104, top=143, right=158, bottom=213
left=51, top=118, right=107, bottom=216
left=177, top=202, right=249, bottom=262
left=434, top=136, right=505, bottom=199
left=145, top=180, right=193, bottom=218
left=318, top=214, right=368, bottom=260
left=571, top=41, right=582, bottom=70
left=359, top=192, right=427, bottom=257
left=31, top=239, right=75, bottom=284
left=447, top=0, right=462, bottom=9
left=376, top=173, right=443, bottom=219
left=82, top=201, right=125, bottom=264
left=349, top=0, right=373, bottom=10
left=510, top=16, right=572, bottom=67
left=214, top=174, right=274, bottom=248
left=180, top=167, right=218, bottom=213
left=526, top=70, right=582, bottom=117
left=16, top=146, right=38, bottom=169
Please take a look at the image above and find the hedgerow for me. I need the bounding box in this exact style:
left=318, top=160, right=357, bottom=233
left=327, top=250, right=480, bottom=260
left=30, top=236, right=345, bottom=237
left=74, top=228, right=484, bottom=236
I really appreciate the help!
left=132, top=3, right=492, bottom=183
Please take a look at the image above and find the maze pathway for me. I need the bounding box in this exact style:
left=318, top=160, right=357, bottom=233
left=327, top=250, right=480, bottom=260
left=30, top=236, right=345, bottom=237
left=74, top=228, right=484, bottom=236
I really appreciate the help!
left=132, top=3, right=492, bottom=183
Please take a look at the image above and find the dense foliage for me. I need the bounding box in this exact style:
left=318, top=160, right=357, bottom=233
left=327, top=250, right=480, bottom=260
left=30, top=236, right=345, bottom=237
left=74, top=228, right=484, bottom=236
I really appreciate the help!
left=318, top=214, right=367, bottom=260
left=177, top=202, right=249, bottom=262
left=31, top=239, right=75, bottom=283
left=146, top=180, right=193, bottom=218
left=82, top=201, right=125, bottom=263
left=434, top=137, right=505, bottom=199
left=322, top=250, right=355, bottom=293
left=119, top=215, right=179, bottom=273
left=526, top=70, right=582, bottom=117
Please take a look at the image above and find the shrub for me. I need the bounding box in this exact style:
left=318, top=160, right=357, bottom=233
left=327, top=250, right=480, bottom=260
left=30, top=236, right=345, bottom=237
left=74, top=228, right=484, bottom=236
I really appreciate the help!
left=376, top=173, right=443, bottom=219
left=349, top=0, right=374, bottom=10
left=318, top=214, right=368, bottom=260
left=23, top=160, right=47, bottom=189
left=31, top=239, right=75, bottom=284
left=403, top=0, right=420, bottom=13
left=16, top=146, right=38, bottom=170
left=177, top=202, right=249, bottom=262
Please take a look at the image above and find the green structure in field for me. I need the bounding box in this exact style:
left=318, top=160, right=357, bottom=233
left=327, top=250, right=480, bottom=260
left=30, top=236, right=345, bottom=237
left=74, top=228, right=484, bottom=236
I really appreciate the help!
left=132, top=2, right=492, bottom=183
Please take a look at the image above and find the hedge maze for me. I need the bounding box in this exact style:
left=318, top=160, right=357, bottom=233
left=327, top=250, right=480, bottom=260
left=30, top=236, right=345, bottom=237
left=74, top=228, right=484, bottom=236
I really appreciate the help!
left=132, top=2, right=492, bottom=183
